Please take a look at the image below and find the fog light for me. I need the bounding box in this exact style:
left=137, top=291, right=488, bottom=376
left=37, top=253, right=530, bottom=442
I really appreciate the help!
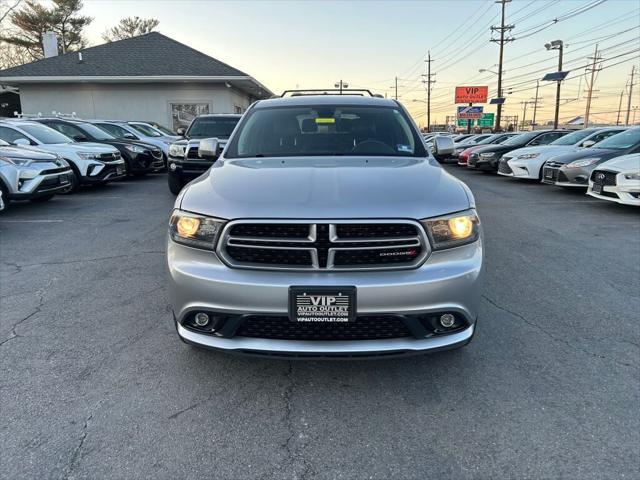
left=440, top=313, right=455, bottom=328
left=169, top=163, right=177, bottom=171
left=194, top=312, right=209, bottom=326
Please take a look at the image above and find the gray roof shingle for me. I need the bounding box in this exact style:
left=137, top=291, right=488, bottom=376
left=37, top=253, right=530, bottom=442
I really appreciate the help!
left=0, top=32, right=248, bottom=78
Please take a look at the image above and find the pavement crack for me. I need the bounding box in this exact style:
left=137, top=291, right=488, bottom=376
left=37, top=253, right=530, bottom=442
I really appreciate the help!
left=61, top=405, right=100, bottom=480
left=482, top=294, right=633, bottom=369
left=0, top=280, right=50, bottom=347
left=4, top=251, right=164, bottom=270
left=168, top=396, right=212, bottom=420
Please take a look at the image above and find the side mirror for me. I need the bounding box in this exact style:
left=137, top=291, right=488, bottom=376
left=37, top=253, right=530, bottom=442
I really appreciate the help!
left=176, top=127, right=186, bottom=136
left=582, top=140, right=595, bottom=148
left=123, top=133, right=136, bottom=140
left=73, top=134, right=88, bottom=142
left=14, top=138, right=30, bottom=146
left=198, top=137, right=219, bottom=160
left=432, top=136, right=454, bottom=159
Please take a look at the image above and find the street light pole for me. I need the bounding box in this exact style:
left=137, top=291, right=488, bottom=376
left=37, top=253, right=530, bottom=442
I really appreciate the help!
left=545, top=39, right=564, bottom=129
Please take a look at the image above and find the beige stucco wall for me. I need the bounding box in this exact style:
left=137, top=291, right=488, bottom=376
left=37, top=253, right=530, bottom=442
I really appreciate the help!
left=17, top=82, right=253, bottom=129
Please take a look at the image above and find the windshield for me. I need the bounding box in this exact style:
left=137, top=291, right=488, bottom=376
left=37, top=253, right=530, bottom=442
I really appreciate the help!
left=502, top=131, right=540, bottom=146
left=152, top=124, right=176, bottom=136
left=592, top=128, right=640, bottom=150
left=478, top=134, right=505, bottom=145
left=19, top=123, right=72, bottom=144
left=78, top=123, right=115, bottom=140
left=187, top=117, right=240, bottom=139
left=97, top=123, right=135, bottom=139
left=130, top=123, right=162, bottom=137
left=226, top=105, right=425, bottom=158
left=550, top=129, right=597, bottom=146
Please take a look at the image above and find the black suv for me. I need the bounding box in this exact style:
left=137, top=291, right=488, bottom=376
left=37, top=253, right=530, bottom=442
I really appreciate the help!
left=467, top=130, right=569, bottom=172
left=35, top=118, right=164, bottom=175
left=167, top=114, right=242, bottom=194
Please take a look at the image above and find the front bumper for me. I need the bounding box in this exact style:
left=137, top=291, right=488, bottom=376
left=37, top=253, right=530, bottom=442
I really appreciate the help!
left=8, top=167, right=73, bottom=200
left=542, top=165, right=590, bottom=187
left=587, top=176, right=640, bottom=206
left=82, top=160, right=126, bottom=184
left=468, top=155, right=498, bottom=171
left=167, top=156, right=214, bottom=180
left=127, top=151, right=165, bottom=173
left=168, top=239, right=483, bottom=356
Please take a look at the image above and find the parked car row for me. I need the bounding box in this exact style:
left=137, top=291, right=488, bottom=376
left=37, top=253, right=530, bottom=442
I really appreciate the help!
left=0, top=116, right=178, bottom=210
left=441, top=126, right=640, bottom=207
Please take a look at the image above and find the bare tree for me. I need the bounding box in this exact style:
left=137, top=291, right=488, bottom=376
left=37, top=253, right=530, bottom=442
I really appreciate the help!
left=102, top=16, right=159, bottom=42
left=0, top=0, right=22, bottom=26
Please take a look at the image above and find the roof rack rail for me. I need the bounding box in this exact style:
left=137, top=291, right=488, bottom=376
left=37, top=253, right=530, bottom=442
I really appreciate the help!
left=280, top=88, right=384, bottom=98
left=14, top=112, right=43, bottom=118
left=52, top=111, right=80, bottom=119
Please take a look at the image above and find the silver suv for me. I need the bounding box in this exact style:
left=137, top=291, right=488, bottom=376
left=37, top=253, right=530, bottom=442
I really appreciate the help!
left=167, top=93, right=483, bottom=357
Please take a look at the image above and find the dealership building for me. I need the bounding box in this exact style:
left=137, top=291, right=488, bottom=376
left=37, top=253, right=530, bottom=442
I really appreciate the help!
left=0, top=32, right=273, bottom=131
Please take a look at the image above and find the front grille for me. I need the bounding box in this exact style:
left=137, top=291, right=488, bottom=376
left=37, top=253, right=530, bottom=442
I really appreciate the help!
left=236, top=315, right=412, bottom=341
left=543, top=167, right=559, bottom=181
left=99, top=152, right=121, bottom=162
left=220, top=220, right=429, bottom=271
left=591, top=170, right=617, bottom=186
left=151, top=149, right=163, bottom=159
left=498, top=160, right=513, bottom=174
left=468, top=155, right=478, bottom=166
left=545, top=161, right=564, bottom=168
left=40, top=166, right=69, bottom=175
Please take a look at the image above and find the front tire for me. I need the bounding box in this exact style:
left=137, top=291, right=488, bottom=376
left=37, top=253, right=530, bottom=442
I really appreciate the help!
left=60, top=168, right=80, bottom=194
left=168, top=173, right=184, bottom=195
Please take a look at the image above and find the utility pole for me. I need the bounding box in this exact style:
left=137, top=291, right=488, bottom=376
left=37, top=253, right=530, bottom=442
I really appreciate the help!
left=545, top=40, right=564, bottom=128
left=625, top=65, right=635, bottom=126
left=395, top=76, right=398, bottom=100
left=423, top=52, right=436, bottom=132
left=584, top=44, right=600, bottom=128
left=616, top=87, right=625, bottom=125
left=532, top=80, right=540, bottom=128
left=491, top=0, right=513, bottom=132
left=520, top=101, right=531, bottom=130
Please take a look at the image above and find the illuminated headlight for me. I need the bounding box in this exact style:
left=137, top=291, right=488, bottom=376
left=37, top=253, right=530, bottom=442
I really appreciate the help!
left=420, top=209, right=481, bottom=250
left=77, top=152, right=100, bottom=160
left=624, top=172, right=640, bottom=180
left=169, top=144, right=186, bottom=157
left=566, top=158, right=600, bottom=169
left=479, top=152, right=495, bottom=158
left=125, top=144, right=145, bottom=153
left=518, top=153, right=539, bottom=159
left=169, top=210, right=226, bottom=251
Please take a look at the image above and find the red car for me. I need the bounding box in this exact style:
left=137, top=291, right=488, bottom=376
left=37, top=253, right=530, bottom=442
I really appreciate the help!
left=457, top=133, right=518, bottom=166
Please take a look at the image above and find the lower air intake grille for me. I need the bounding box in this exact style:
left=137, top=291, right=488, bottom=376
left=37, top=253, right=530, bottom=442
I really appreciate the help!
left=236, top=315, right=412, bottom=341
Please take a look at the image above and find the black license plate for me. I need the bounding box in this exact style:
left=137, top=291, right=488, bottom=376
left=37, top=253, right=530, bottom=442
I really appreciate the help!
left=59, top=174, right=70, bottom=185
left=288, top=286, right=356, bottom=323
left=116, top=166, right=124, bottom=175
left=592, top=183, right=603, bottom=194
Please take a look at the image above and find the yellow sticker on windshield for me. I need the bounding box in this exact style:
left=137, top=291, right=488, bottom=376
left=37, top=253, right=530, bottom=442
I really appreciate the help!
left=315, top=118, right=336, bottom=124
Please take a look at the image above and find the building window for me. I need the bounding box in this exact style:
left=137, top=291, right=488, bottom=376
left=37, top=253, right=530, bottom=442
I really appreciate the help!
left=234, top=105, right=243, bottom=114
left=170, top=103, right=210, bottom=131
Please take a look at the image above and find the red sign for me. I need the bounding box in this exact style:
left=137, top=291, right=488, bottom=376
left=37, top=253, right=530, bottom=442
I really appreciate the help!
left=455, top=86, right=489, bottom=104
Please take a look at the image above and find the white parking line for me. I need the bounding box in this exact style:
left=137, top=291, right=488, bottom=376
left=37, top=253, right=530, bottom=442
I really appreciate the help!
left=0, top=220, right=64, bottom=223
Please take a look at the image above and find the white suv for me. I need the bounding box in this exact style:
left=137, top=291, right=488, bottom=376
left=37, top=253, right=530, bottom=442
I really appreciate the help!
left=0, top=120, right=125, bottom=192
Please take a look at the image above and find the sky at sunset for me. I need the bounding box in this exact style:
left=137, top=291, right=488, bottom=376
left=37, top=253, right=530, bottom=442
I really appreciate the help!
left=75, top=0, right=640, bottom=126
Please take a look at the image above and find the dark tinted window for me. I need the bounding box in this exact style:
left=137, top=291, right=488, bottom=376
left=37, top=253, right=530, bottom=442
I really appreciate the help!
left=226, top=106, right=425, bottom=158
left=0, top=126, right=34, bottom=144
left=96, top=123, right=135, bottom=139
left=187, top=117, right=240, bottom=139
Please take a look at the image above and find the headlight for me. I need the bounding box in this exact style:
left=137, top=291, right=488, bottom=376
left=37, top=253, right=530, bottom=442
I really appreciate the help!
left=479, top=152, right=495, bottom=158
left=125, top=144, right=145, bottom=153
left=420, top=209, right=481, bottom=251
left=624, top=172, right=640, bottom=180
left=19, top=169, right=40, bottom=179
left=169, top=144, right=186, bottom=157
left=77, top=152, right=100, bottom=160
left=518, top=153, right=539, bottom=159
left=0, top=155, right=32, bottom=166
left=566, top=158, right=600, bottom=169
left=169, top=210, right=226, bottom=251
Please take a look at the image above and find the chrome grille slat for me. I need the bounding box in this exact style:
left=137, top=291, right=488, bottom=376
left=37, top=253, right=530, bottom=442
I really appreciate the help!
left=217, top=220, right=431, bottom=271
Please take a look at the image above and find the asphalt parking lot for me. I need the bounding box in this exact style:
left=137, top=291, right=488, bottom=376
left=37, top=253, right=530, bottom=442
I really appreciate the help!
left=1, top=167, right=638, bottom=480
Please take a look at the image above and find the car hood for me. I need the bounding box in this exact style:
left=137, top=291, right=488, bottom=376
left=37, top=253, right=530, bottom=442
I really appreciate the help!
left=548, top=148, right=618, bottom=165
left=593, top=154, right=640, bottom=172
left=507, top=145, right=570, bottom=157
left=106, top=139, right=159, bottom=150
left=0, top=145, right=58, bottom=161
left=180, top=156, right=471, bottom=220
left=47, top=142, right=119, bottom=153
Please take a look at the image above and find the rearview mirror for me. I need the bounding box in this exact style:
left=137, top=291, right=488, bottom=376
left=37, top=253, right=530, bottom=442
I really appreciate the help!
left=198, top=137, right=219, bottom=160
left=581, top=140, right=595, bottom=148
left=432, top=136, right=454, bottom=159
left=14, top=138, right=30, bottom=146
left=176, top=127, right=186, bottom=136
